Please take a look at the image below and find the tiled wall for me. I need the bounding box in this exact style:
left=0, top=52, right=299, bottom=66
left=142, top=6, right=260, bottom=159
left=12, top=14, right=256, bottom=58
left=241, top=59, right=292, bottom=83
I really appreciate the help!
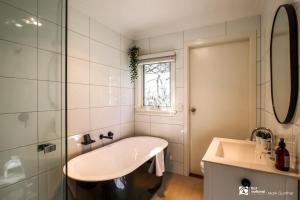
left=260, top=0, right=300, bottom=170
left=67, top=6, right=134, bottom=159
left=134, top=16, right=261, bottom=175
left=0, top=0, right=65, bottom=199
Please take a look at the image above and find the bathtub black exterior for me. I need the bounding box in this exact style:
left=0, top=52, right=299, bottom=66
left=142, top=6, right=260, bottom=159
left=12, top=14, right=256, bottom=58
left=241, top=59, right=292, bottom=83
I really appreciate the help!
left=67, top=153, right=166, bottom=200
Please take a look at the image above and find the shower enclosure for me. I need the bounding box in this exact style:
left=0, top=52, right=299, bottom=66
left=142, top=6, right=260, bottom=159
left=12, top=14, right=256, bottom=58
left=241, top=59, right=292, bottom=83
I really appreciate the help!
left=0, top=0, right=67, bottom=199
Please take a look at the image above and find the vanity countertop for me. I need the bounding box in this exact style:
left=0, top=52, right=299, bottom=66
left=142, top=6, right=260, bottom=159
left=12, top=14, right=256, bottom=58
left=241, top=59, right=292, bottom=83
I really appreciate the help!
left=202, top=137, right=300, bottom=179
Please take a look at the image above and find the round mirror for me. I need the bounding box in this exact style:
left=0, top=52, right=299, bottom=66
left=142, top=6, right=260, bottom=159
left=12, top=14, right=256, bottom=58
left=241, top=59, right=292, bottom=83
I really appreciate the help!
left=270, top=4, right=298, bottom=124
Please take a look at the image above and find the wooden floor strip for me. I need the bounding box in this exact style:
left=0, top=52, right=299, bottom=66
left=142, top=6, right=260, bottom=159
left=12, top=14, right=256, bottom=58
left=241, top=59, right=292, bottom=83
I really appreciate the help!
left=152, top=173, right=203, bottom=200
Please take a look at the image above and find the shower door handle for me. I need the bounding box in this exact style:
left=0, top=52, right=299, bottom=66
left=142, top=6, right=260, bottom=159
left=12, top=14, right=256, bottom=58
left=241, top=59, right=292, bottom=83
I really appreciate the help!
left=38, top=143, right=56, bottom=154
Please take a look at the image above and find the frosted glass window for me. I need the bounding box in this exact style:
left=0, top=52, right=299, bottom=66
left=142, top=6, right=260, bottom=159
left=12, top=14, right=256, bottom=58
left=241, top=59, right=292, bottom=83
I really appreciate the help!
left=143, top=62, right=171, bottom=107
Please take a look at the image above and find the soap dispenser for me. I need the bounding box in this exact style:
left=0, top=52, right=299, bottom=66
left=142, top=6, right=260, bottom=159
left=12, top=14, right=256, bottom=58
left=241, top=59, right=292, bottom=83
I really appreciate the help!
left=275, top=138, right=290, bottom=171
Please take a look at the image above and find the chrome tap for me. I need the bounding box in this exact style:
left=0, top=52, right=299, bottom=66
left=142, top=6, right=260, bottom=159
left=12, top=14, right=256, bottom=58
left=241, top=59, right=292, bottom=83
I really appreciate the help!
left=250, top=127, right=275, bottom=159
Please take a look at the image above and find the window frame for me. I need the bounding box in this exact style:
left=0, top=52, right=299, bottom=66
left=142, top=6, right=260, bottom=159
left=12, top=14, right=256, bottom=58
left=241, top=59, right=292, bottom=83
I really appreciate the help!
left=135, top=59, right=176, bottom=114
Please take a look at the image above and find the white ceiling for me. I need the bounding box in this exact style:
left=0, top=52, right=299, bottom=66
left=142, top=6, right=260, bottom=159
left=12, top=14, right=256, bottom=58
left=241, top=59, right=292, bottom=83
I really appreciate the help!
left=70, top=0, right=264, bottom=39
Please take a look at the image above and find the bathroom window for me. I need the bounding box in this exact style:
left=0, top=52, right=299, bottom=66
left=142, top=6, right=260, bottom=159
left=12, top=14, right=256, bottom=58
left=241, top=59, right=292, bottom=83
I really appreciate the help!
left=135, top=51, right=176, bottom=114
left=143, top=62, right=171, bottom=107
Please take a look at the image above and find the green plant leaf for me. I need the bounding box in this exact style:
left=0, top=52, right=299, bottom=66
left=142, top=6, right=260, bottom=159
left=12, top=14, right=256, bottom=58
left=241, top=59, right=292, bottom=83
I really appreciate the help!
left=128, top=45, right=140, bottom=83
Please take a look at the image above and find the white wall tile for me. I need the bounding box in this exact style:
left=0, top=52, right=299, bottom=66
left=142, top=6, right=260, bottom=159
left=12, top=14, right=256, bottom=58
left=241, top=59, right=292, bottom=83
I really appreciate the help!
left=260, top=60, right=266, bottom=84
left=67, top=135, right=84, bottom=159
left=121, top=70, right=134, bottom=88
left=256, top=37, right=261, bottom=61
left=150, top=112, right=183, bottom=125
left=67, top=109, right=90, bottom=136
left=265, top=82, right=273, bottom=113
left=256, top=61, right=261, bottom=85
left=134, top=122, right=150, bottom=136
left=100, top=125, right=121, bottom=145
left=120, top=52, right=130, bottom=70
left=184, top=23, right=226, bottom=42
left=121, top=106, right=134, bottom=123
left=175, top=68, right=184, bottom=87
left=38, top=111, right=61, bottom=142
left=90, top=86, right=120, bottom=107
left=121, top=88, right=134, bottom=106
left=67, top=83, right=89, bottom=109
left=226, top=15, right=261, bottom=36
left=134, top=38, right=150, bottom=55
left=256, top=85, right=261, bottom=109
left=90, top=63, right=120, bottom=86
left=165, top=160, right=184, bottom=175
left=38, top=50, right=62, bottom=82
left=166, top=143, right=184, bottom=162
left=0, top=4, right=37, bottom=46
left=175, top=49, right=184, bottom=68
left=38, top=19, right=62, bottom=53
left=89, top=129, right=103, bottom=149
left=38, top=167, right=62, bottom=200
left=0, top=176, right=38, bottom=200
left=90, top=40, right=120, bottom=68
left=38, top=0, right=62, bottom=25
left=151, top=123, right=184, bottom=143
left=265, top=51, right=271, bottom=82
left=121, top=36, right=133, bottom=52
left=68, top=7, right=89, bottom=36
left=0, top=145, right=38, bottom=188
left=90, top=19, right=120, bottom=49
left=0, top=78, right=37, bottom=114
left=68, top=30, right=89, bottom=60
left=135, top=114, right=150, bottom=123
left=149, top=32, right=183, bottom=53
left=175, top=87, right=184, bottom=111
left=90, top=107, right=120, bottom=130
left=0, top=40, right=37, bottom=79
left=38, top=139, right=61, bottom=173
left=68, top=57, right=89, bottom=84
left=120, top=123, right=134, bottom=139
left=38, top=81, right=61, bottom=111
left=0, top=112, right=37, bottom=151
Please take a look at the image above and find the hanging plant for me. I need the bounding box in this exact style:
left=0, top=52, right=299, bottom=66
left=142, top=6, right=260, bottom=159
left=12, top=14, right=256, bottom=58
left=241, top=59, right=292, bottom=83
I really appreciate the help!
left=128, top=45, right=140, bottom=83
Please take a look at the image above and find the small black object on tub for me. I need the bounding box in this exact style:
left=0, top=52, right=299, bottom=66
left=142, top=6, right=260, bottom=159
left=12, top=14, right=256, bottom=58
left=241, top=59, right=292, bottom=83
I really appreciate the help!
left=81, top=134, right=95, bottom=145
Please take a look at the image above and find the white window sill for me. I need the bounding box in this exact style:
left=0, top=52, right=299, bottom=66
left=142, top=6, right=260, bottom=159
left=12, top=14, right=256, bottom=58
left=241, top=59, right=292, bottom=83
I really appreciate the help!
left=135, top=107, right=177, bottom=116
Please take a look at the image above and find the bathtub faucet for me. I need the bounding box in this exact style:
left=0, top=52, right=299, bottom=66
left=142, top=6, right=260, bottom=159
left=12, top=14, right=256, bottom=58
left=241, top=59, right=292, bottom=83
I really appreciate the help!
left=100, top=131, right=114, bottom=140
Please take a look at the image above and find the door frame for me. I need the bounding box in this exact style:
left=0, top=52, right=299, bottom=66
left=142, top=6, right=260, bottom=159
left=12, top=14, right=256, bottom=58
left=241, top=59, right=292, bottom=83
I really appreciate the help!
left=183, top=33, right=257, bottom=176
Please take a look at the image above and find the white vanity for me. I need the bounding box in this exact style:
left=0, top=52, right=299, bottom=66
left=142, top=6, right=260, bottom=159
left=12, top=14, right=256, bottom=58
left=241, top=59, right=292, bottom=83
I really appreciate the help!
left=202, top=138, right=299, bottom=200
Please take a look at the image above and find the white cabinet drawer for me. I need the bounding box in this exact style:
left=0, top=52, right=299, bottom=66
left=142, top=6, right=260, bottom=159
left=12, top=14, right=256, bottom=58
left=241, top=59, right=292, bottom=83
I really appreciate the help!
left=204, top=162, right=298, bottom=200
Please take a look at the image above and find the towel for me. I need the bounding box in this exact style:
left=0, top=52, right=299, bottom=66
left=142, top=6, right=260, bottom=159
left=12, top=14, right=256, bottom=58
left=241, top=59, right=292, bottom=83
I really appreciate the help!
left=148, top=151, right=165, bottom=176
left=155, top=151, right=165, bottom=176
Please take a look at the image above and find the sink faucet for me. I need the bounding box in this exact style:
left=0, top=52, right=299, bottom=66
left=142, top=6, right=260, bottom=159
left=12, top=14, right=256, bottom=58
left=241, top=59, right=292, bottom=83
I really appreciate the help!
left=250, top=127, right=275, bottom=160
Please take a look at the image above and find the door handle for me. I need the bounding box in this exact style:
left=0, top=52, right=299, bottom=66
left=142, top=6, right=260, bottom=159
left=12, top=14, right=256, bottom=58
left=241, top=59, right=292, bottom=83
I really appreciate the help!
left=38, top=143, right=56, bottom=154
left=190, top=107, right=196, bottom=113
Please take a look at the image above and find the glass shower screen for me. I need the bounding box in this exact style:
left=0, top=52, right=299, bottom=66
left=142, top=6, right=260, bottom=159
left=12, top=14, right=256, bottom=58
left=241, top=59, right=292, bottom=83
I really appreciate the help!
left=0, top=0, right=67, bottom=199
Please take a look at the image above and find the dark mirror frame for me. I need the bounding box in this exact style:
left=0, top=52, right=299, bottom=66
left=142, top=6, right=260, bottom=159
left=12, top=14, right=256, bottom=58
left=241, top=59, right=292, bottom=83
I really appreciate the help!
left=270, top=4, right=299, bottom=124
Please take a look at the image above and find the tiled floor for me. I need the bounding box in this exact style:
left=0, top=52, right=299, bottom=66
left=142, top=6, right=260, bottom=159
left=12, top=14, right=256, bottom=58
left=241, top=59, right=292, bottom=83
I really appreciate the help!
left=152, top=173, right=203, bottom=200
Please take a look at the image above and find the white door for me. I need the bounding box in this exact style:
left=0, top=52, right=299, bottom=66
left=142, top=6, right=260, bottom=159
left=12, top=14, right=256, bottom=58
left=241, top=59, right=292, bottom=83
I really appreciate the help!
left=189, top=39, right=256, bottom=175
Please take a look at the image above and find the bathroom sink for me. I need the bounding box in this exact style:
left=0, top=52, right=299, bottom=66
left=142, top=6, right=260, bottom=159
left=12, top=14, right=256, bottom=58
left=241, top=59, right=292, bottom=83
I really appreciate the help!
left=202, top=137, right=300, bottom=179
left=215, top=140, right=267, bottom=165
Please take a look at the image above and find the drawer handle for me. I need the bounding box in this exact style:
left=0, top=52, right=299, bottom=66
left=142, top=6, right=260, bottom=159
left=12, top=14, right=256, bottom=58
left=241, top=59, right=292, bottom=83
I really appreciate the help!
left=241, top=178, right=251, bottom=187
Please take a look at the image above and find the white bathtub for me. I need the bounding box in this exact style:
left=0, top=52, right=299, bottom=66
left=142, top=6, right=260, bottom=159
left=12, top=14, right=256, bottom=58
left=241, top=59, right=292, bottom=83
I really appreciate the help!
left=65, top=136, right=168, bottom=182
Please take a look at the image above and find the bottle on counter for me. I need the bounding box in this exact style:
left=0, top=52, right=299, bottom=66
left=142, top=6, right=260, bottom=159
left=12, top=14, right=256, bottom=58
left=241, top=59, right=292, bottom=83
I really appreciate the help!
left=275, top=138, right=290, bottom=171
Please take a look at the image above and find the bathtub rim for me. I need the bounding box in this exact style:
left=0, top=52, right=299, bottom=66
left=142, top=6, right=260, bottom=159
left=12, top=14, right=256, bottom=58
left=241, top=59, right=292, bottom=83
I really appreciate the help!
left=64, top=136, right=168, bottom=182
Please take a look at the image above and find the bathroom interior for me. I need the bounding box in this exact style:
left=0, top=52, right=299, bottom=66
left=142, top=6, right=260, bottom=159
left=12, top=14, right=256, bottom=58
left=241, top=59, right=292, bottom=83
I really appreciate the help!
left=1, top=0, right=300, bottom=199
